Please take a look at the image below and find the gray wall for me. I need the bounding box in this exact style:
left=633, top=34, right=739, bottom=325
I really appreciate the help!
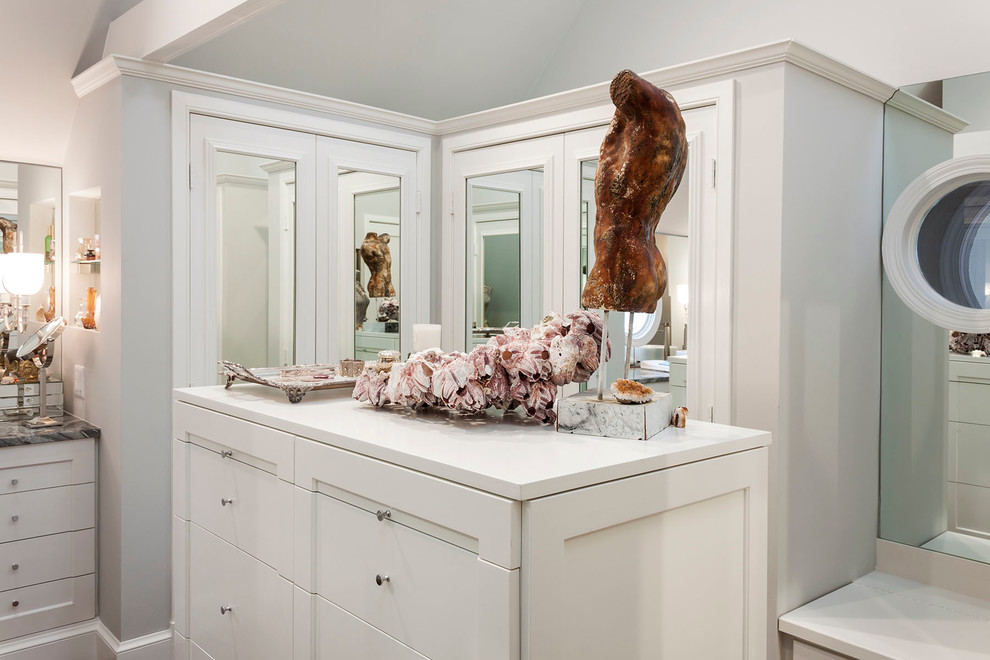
left=62, top=78, right=124, bottom=639
left=777, top=66, right=884, bottom=619
left=878, top=103, right=954, bottom=547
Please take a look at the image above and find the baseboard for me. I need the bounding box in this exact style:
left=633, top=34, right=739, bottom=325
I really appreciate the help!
left=95, top=621, right=172, bottom=659
left=0, top=618, right=172, bottom=660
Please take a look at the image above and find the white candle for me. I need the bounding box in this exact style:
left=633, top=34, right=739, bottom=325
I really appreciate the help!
left=412, top=323, right=442, bottom=353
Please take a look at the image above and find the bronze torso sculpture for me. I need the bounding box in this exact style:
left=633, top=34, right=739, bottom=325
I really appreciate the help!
left=581, top=70, right=688, bottom=313
left=359, top=232, right=396, bottom=298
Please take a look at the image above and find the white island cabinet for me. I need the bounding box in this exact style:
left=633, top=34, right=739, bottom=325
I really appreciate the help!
left=172, top=385, right=770, bottom=660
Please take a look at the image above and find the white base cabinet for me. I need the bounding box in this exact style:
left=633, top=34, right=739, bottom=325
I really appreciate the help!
left=0, top=438, right=96, bottom=643
left=173, top=386, right=770, bottom=659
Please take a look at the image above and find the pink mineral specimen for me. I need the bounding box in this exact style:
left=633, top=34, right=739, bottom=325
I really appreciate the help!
left=352, top=309, right=609, bottom=424
left=581, top=70, right=688, bottom=313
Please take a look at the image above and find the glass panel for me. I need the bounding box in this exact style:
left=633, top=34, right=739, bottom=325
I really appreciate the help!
left=918, top=181, right=990, bottom=309
left=0, top=160, right=62, bottom=380
left=341, top=169, right=401, bottom=362
left=466, top=169, right=543, bottom=347
left=881, top=74, right=990, bottom=565
left=216, top=151, right=295, bottom=370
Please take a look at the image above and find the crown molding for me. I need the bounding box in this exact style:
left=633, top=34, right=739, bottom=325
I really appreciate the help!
left=886, top=89, right=969, bottom=134
left=435, top=40, right=900, bottom=136
left=72, top=40, right=931, bottom=139
left=72, top=55, right=439, bottom=135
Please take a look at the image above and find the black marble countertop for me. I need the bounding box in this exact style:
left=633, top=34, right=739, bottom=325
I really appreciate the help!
left=0, top=414, right=100, bottom=448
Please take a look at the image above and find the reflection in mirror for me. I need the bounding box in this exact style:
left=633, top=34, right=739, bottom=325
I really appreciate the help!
left=917, top=181, right=990, bottom=309
left=466, top=169, right=542, bottom=347
left=340, top=169, right=401, bottom=361
left=216, top=152, right=295, bottom=372
left=882, top=74, right=990, bottom=565
left=0, top=160, right=61, bottom=380
left=578, top=158, right=690, bottom=410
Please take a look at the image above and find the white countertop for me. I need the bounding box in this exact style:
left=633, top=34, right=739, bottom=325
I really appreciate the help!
left=174, top=385, right=770, bottom=500
left=779, top=572, right=990, bottom=660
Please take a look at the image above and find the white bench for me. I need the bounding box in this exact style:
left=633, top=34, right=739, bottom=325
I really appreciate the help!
left=779, top=572, right=990, bottom=659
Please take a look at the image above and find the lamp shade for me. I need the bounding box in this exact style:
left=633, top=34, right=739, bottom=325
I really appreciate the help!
left=676, top=283, right=689, bottom=306
left=2, top=253, right=44, bottom=296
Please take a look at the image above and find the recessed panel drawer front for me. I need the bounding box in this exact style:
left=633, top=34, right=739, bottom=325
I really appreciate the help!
left=0, top=574, right=95, bottom=641
left=0, top=439, right=94, bottom=495
left=0, top=529, right=94, bottom=591
left=315, top=493, right=480, bottom=660
left=0, top=460, right=72, bottom=495
left=316, top=595, right=427, bottom=659
left=189, top=524, right=291, bottom=660
left=0, top=483, right=94, bottom=543
left=950, top=382, right=990, bottom=426
left=189, top=443, right=279, bottom=567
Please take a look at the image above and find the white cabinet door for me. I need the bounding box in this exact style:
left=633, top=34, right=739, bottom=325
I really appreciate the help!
left=316, top=137, right=420, bottom=363
left=189, top=524, right=292, bottom=660
left=187, top=115, right=318, bottom=385
left=523, top=447, right=767, bottom=660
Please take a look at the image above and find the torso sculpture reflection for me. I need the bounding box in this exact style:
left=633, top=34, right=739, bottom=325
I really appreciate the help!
left=360, top=232, right=396, bottom=298
left=581, top=70, right=688, bottom=313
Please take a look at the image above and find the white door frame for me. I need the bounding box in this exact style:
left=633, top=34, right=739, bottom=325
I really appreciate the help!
left=172, top=91, right=431, bottom=387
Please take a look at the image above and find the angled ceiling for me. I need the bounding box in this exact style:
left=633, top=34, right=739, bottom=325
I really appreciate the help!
left=171, top=0, right=588, bottom=120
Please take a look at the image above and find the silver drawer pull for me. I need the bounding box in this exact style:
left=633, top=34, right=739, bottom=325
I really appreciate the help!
left=375, top=574, right=390, bottom=586
left=10, top=515, right=18, bottom=523
left=10, top=564, right=18, bottom=571
left=11, top=600, right=18, bottom=608
left=221, top=498, right=234, bottom=507
left=375, top=509, right=391, bottom=521
left=10, top=479, right=17, bottom=486
left=220, top=605, right=233, bottom=615
left=220, top=450, right=233, bottom=459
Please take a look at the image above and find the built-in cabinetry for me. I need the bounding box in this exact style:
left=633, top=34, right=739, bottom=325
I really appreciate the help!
left=172, top=385, right=770, bottom=659
left=0, top=436, right=96, bottom=642
left=948, top=353, right=990, bottom=539
left=669, top=355, right=687, bottom=409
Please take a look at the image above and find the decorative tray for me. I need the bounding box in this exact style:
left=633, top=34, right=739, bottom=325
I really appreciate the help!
left=219, top=361, right=359, bottom=403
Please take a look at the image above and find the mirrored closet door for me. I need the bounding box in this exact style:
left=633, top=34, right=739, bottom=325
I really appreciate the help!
left=448, top=134, right=563, bottom=350
left=317, top=137, right=419, bottom=363
left=187, top=116, right=421, bottom=385
left=188, top=115, right=317, bottom=385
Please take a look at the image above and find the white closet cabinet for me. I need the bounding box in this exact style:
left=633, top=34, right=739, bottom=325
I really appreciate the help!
left=0, top=438, right=96, bottom=642
left=173, top=386, right=770, bottom=660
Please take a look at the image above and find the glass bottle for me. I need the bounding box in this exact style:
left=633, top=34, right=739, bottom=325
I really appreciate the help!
left=82, top=287, right=97, bottom=330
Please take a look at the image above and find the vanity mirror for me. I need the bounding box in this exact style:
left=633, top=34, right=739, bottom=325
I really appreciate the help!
left=0, top=160, right=61, bottom=379
left=881, top=75, right=990, bottom=565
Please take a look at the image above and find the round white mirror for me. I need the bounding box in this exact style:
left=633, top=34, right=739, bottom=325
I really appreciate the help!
left=883, top=155, right=990, bottom=332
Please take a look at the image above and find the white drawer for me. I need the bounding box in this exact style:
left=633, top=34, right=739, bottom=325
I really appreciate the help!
left=949, top=381, right=990, bottom=426
left=174, top=403, right=293, bottom=481
left=189, top=524, right=291, bottom=660
left=669, top=363, right=686, bottom=388
left=0, top=574, right=95, bottom=642
left=0, top=439, right=95, bottom=495
left=315, top=493, right=480, bottom=660
left=0, top=529, right=94, bottom=591
left=189, top=443, right=281, bottom=568
left=792, top=639, right=852, bottom=659
left=295, top=437, right=519, bottom=571
left=316, top=594, right=427, bottom=659
left=0, top=483, right=94, bottom=543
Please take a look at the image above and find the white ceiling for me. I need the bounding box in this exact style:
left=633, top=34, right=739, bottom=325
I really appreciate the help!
left=171, top=0, right=589, bottom=120
left=0, top=0, right=141, bottom=165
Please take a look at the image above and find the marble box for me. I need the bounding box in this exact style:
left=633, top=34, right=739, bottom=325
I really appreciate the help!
left=557, top=390, right=673, bottom=441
